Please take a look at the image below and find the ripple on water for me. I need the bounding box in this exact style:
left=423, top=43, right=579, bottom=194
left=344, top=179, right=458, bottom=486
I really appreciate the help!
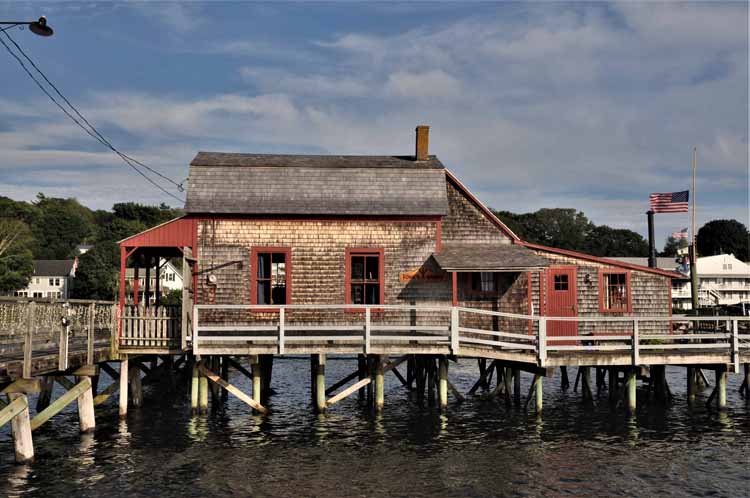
left=0, top=360, right=747, bottom=498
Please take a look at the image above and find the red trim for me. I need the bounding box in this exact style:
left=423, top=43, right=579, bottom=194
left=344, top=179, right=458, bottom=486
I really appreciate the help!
left=597, top=268, right=632, bottom=313
left=118, top=245, right=126, bottom=318
left=133, top=267, right=140, bottom=306
left=539, top=270, right=546, bottom=316
left=444, top=170, right=520, bottom=241
left=345, top=247, right=385, bottom=310
left=546, top=266, right=578, bottom=343
left=515, top=240, right=680, bottom=279
left=250, top=247, right=292, bottom=311
left=435, top=220, right=442, bottom=254
left=527, top=271, right=533, bottom=335
left=452, top=272, right=458, bottom=306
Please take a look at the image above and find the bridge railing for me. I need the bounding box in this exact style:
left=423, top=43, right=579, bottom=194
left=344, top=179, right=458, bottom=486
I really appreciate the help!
left=119, top=305, right=182, bottom=351
left=0, top=297, right=116, bottom=377
left=193, top=304, right=750, bottom=369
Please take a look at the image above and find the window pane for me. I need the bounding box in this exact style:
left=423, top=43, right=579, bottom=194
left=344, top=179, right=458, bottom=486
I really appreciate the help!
left=554, top=275, right=568, bottom=291
left=351, top=284, right=364, bottom=304
left=272, top=253, right=286, bottom=282
left=604, top=273, right=626, bottom=310
left=257, top=253, right=270, bottom=279
left=470, top=273, right=480, bottom=291
left=480, top=273, right=495, bottom=292
left=365, top=256, right=378, bottom=280
left=365, top=284, right=380, bottom=304
left=271, top=282, right=286, bottom=304
left=257, top=281, right=271, bottom=305
left=351, top=256, right=365, bottom=280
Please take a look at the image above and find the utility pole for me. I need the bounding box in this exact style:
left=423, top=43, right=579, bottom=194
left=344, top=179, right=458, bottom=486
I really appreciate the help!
left=689, top=147, right=699, bottom=313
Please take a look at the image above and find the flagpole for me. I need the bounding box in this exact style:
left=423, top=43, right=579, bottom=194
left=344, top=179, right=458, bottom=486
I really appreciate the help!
left=690, top=146, right=699, bottom=312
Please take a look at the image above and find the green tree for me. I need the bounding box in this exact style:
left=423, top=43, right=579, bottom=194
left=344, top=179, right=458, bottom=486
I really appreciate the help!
left=0, top=219, right=35, bottom=292
left=583, top=225, right=649, bottom=257
left=696, top=219, right=749, bottom=261
left=69, top=241, right=119, bottom=300
left=32, top=194, right=94, bottom=259
left=660, top=236, right=688, bottom=257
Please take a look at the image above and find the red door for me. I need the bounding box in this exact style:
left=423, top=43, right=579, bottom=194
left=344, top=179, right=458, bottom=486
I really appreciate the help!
left=546, top=267, right=577, bottom=344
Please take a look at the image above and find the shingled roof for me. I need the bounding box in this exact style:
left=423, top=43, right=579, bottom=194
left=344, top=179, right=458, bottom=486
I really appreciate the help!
left=33, top=260, right=76, bottom=277
left=433, top=243, right=549, bottom=271
left=185, top=153, right=449, bottom=216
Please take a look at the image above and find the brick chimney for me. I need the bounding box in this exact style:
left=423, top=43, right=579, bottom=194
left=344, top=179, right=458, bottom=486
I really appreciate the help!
left=415, top=125, right=430, bottom=161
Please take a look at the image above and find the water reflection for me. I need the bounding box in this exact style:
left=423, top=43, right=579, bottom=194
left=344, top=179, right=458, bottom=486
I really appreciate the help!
left=0, top=360, right=746, bottom=498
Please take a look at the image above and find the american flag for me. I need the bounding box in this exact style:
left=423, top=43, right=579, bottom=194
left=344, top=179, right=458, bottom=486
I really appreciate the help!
left=671, top=228, right=689, bottom=240
left=650, top=190, right=689, bottom=213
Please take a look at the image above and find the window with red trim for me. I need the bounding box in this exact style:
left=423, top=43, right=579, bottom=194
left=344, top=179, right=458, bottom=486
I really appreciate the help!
left=251, top=248, right=291, bottom=306
left=599, top=270, right=630, bottom=312
left=346, top=249, right=384, bottom=305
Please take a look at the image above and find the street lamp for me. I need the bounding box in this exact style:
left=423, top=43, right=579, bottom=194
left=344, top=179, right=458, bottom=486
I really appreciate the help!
left=0, top=16, right=54, bottom=37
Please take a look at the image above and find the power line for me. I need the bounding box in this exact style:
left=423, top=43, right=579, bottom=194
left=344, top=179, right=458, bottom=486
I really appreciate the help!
left=0, top=30, right=185, bottom=203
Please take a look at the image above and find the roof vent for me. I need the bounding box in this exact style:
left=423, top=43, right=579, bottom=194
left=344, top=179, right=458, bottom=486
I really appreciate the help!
left=415, top=125, right=429, bottom=161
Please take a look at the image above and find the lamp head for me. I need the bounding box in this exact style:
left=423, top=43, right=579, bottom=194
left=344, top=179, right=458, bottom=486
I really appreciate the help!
left=29, top=16, right=53, bottom=37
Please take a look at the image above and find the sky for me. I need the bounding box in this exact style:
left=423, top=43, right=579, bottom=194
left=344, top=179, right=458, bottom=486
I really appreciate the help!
left=0, top=1, right=747, bottom=248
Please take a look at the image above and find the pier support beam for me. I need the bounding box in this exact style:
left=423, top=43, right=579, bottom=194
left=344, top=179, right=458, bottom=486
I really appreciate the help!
left=716, top=365, right=727, bottom=410
left=687, top=366, right=697, bottom=405
left=198, top=361, right=209, bottom=413
left=534, top=375, right=543, bottom=414
left=129, top=364, right=143, bottom=408
left=36, top=377, right=54, bottom=412
left=626, top=368, right=637, bottom=414
left=581, top=367, right=593, bottom=405
left=374, top=355, right=384, bottom=412
left=118, top=357, right=128, bottom=418
left=513, top=369, right=521, bottom=405
left=252, top=356, right=262, bottom=411
left=6, top=394, right=34, bottom=464
left=76, top=379, right=96, bottom=433
left=438, top=356, right=448, bottom=411
left=190, top=361, right=199, bottom=414
left=315, top=354, right=326, bottom=413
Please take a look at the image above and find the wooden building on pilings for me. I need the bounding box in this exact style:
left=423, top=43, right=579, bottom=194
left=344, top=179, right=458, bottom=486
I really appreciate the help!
left=116, top=125, right=703, bottom=415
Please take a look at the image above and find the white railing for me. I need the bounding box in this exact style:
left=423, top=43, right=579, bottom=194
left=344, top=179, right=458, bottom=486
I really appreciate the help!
left=192, top=304, right=750, bottom=370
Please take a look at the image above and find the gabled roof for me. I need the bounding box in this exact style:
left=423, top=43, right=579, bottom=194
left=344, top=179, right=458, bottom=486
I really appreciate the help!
left=185, top=152, right=449, bottom=216
left=516, top=241, right=681, bottom=278
left=434, top=243, right=548, bottom=271
left=608, top=257, right=681, bottom=272
left=33, top=260, right=75, bottom=277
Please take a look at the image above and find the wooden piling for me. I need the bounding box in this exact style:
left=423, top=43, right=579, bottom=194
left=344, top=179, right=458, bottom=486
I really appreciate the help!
left=534, top=375, right=543, bottom=413
left=608, top=368, right=617, bottom=404
left=581, top=367, right=593, bottom=404
left=198, top=361, right=209, bottom=413
left=503, top=367, right=512, bottom=407
left=190, top=361, right=199, bottom=414
left=315, top=354, right=326, bottom=413
left=513, top=369, right=521, bottom=405
left=560, top=366, right=570, bottom=390
left=374, top=355, right=384, bottom=412
left=36, top=377, right=54, bottom=412
left=118, top=357, right=128, bottom=418
left=716, top=365, right=727, bottom=410
left=626, top=368, right=637, bottom=414
left=438, top=356, right=448, bottom=411
left=357, top=355, right=367, bottom=401
left=6, top=394, right=33, bottom=464
left=252, top=356, right=262, bottom=410
left=76, top=379, right=96, bottom=433
left=129, top=364, right=143, bottom=408
left=687, top=366, right=697, bottom=405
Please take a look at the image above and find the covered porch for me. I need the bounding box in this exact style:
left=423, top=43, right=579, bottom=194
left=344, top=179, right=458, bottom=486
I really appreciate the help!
left=118, top=217, right=197, bottom=354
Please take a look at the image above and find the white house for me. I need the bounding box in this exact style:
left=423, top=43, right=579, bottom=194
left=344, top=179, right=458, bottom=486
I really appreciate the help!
left=671, top=254, right=750, bottom=310
left=124, top=258, right=183, bottom=304
left=13, top=260, right=77, bottom=299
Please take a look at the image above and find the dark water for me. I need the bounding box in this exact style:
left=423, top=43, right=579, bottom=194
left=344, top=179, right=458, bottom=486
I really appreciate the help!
left=1, top=359, right=748, bottom=498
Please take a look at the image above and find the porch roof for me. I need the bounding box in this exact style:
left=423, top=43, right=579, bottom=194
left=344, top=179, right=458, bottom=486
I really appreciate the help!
left=433, top=243, right=549, bottom=272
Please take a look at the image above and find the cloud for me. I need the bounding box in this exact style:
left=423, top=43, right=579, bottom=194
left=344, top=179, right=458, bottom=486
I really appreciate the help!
left=385, top=70, right=462, bottom=99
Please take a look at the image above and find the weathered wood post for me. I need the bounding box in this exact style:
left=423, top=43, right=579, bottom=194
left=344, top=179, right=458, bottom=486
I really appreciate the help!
left=129, top=364, right=143, bottom=408
left=36, top=377, right=54, bottom=412
left=513, top=369, right=521, bottom=405
left=220, top=356, right=229, bottom=401
left=581, top=367, right=593, bottom=404
left=190, top=360, right=199, bottom=414
left=374, top=355, right=384, bottom=412
left=118, top=357, right=128, bottom=418
left=626, top=368, right=637, bottom=414
left=503, top=367, right=513, bottom=407
left=716, top=365, right=727, bottom=410
left=23, top=302, right=35, bottom=379
left=608, top=368, right=617, bottom=404
left=357, top=354, right=367, bottom=402
left=534, top=374, right=543, bottom=414
left=315, top=354, right=326, bottom=413
left=560, top=366, right=570, bottom=390
left=77, top=378, right=96, bottom=433
left=438, top=356, right=448, bottom=411
left=427, top=357, right=436, bottom=406
left=687, top=366, right=696, bottom=405
left=252, top=356, right=262, bottom=411
left=198, top=360, right=209, bottom=413
left=7, top=394, right=34, bottom=464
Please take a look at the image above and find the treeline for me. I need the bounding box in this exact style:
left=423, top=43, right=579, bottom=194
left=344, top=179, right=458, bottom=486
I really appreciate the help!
left=0, top=194, right=182, bottom=298
left=493, top=208, right=749, bottom=262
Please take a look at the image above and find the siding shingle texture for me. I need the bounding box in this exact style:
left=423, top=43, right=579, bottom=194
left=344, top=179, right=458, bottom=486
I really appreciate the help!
left=185, top=153, right=449, bottom=216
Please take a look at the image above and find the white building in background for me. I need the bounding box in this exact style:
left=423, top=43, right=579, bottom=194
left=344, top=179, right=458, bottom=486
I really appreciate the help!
left=124, top=258, right=183, bottom=304
left=671, top=254, right=750, bottom=310
left=13, top=260, right=78, bottom=299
